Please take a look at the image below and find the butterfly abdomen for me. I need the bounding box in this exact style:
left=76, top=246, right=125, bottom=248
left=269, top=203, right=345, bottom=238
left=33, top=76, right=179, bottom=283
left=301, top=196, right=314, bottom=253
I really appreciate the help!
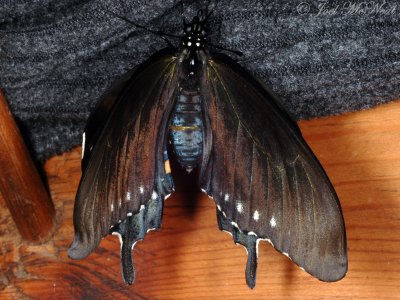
left=169, top=91, right=204, bottom=172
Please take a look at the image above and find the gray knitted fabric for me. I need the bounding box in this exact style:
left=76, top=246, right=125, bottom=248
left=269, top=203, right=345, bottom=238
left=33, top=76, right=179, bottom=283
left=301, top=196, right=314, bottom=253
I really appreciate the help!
left=1, top=0, right=399, bottom=161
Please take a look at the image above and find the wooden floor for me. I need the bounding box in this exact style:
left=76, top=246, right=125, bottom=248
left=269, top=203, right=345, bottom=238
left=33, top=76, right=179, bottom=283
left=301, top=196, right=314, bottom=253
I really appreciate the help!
left=1, top=100, right=399, bottom=299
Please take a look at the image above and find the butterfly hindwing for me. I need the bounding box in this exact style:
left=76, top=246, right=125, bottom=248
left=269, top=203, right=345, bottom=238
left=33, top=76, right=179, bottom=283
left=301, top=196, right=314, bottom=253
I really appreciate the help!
left=201, top=53, right=347, bottom=286
left=68, top=49, right=177, bottom=283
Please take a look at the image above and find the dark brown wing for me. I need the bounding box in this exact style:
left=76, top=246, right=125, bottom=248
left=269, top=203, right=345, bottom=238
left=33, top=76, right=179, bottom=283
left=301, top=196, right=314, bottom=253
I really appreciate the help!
left=68, top=48, right=177, bottom=269
left=201, top=53, right=347, bottom=288
left=81, top=66, right=138, bottom=171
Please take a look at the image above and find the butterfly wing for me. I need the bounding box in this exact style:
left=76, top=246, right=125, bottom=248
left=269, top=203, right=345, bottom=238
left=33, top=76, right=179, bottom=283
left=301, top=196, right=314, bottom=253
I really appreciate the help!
left=68, top=48, right=177, bottom=284
left=81, top=66, right=138, bottom=171
left=201, top=53, right=347, bottom=288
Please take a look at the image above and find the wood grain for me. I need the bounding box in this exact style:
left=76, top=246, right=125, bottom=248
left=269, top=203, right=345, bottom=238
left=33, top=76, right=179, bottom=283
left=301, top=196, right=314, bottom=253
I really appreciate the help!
left=1, top=100, right=399, bottom=299
left=0, top=90, right=55, bottom=243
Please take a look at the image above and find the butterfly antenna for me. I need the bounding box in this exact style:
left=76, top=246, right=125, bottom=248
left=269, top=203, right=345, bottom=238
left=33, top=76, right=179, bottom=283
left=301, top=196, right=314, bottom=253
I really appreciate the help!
left=104, top=7, right=181, bottom=40
left=209, top=43, right=243, bottom=56
left=196, top=9, right=241, bottom=56
left=203, top=0, right=213, bottom=19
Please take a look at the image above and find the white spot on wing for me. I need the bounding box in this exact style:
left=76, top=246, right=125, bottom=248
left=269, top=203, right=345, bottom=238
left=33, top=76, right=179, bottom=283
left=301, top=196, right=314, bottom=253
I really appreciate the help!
left=270, top=216, right=277, bottom=228
left=231, top=221, right=241, bottom=232
left=236, top=243, right=248, bottom=255
left=256, top=238, right=274, bottom=258
left=224, top=193, right=229, bottom=201
left=248, top=231, right=257, bottom=236
left=127, top=212, right=132, bottom=217
left=256, top=239, right=261, bottom=258
left=151, top=191, right=158, bottom=200
left=164, top=193, right=171, bottom=200
left=139, top=186, right=144, bottom=194
left=217, top=204, right=221, bottom=211
left=113, top=232, right=140, bottom=251
left=110, top=203, right=114, bottom=212
left=131, top=241, right=138, bottom=250
left=236, top=202, right=243, bottom=213
left=140, top=205, right=145, bottom=211
left=282, top=251, right=293, bottom=262
left=222, top=230, right=233, bottom=237
left=112, top=232, right=122, bottom=249
left=253, top=210, right=260, bottom=221
left=126, top=192, right=131, bottom=201
left=81, top=132, right=86, bottom=159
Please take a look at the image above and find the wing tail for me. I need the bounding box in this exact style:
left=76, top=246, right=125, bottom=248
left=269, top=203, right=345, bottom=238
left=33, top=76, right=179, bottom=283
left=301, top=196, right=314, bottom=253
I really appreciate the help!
left=217, top=208, right=258, bottom=288
left=111, top=192, right=164, bottom=284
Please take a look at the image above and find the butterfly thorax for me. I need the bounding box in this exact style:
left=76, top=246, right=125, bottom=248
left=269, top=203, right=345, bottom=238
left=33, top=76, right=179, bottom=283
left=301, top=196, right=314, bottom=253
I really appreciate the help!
left=181, top=15, right=207, bottom=51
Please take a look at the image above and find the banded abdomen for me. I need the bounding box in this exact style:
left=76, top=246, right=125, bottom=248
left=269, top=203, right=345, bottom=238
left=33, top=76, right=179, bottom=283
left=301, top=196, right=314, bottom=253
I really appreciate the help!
left=169, top=91, right=204, bottom=172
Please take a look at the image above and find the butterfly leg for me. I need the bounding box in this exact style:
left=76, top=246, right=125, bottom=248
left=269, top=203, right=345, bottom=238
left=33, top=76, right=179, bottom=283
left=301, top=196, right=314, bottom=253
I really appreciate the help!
left=217, top=209, right=258, bottom=288
left=110, top=193, right=164, bottom=284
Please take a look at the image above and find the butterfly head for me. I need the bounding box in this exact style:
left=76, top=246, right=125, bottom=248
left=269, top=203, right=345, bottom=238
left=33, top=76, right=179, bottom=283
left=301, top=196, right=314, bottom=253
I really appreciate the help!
left=182, top=10, right=210, bottom=50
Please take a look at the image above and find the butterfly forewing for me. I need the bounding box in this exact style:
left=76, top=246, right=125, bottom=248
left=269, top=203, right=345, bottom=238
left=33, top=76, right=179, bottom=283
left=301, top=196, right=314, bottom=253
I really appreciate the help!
left=81, top=67, right=140, bottom=171
left=69, top=49, right=177, bottom=260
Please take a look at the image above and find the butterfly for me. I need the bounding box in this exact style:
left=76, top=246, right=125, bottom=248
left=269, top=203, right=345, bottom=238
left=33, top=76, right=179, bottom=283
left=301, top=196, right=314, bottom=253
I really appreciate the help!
left=68, top=10, right=347, bottom=288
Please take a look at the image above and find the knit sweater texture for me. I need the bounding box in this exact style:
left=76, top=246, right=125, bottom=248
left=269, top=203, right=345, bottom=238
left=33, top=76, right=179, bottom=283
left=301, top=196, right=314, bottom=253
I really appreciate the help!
left=1, top=0, right=399, bottom=161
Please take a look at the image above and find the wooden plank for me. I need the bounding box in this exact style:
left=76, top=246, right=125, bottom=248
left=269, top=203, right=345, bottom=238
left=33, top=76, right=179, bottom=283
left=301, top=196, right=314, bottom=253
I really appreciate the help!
left=0, top=90, right=55, bottom=243
left=0, top=100, right=399, bottom=299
